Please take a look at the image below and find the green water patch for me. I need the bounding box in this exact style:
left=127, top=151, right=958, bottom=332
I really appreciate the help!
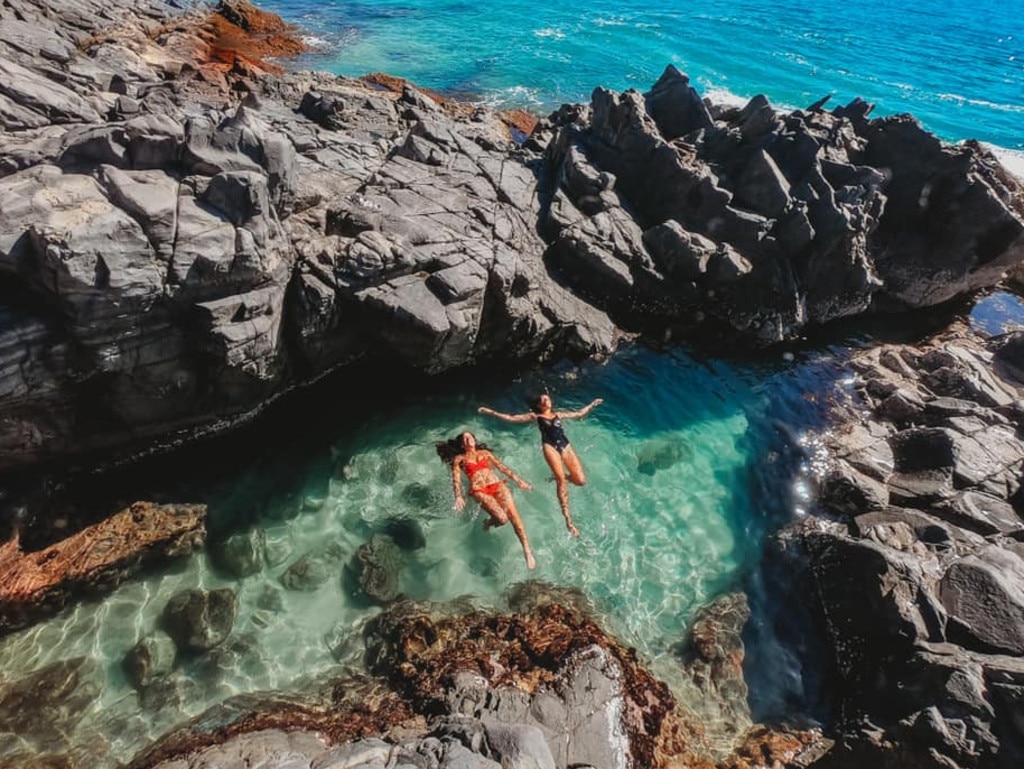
left=0, top=343, right=842, bottom=763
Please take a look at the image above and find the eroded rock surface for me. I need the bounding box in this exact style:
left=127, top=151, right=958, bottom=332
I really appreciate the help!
left=1, top=1, right=1022, bottom=480
left=541, top=66, right=1024, bottom=343
left=127, top=595, right=827, bottom=769
left=0, top=501, right=206, bottom=634
left=776, top=323, right=1024, bottom=768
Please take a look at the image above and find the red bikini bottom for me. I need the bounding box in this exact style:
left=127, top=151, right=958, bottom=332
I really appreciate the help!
left=472, top=482, right=502, bottom=497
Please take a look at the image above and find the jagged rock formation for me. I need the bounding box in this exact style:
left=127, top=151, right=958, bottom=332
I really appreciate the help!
left=124, top=596, right=826, bottom=769
left=541, top=66, right=1024, bottom=343
left=775, top=322, right=1024, bottom=768
left=1, top=3, right=1023, bottom=479
left=0, top=500, right=206, bottom=633
left=0, top=0, right=615, bottom=476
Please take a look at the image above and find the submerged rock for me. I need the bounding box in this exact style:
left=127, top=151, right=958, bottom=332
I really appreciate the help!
left=124, top=630, right=179, bottom=690
left=0, top=502, right=207, bottom=636
left=346, top=534, right=403, bottom=604
left=279, top=553, right=332, bottom=591
left=678, top=592, right=752, bottom=736
left=162, top=588, right=238, bottom=653
left=636, top=437, right=693, bottom=476
left=0, top=657, right=103, bottom=755
left=209, top=527, right=267, bottom=578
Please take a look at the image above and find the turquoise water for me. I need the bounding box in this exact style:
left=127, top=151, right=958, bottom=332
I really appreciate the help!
left=0, top=344, right=838, bottom=764
left=271, top=0, right=1024, bottom=157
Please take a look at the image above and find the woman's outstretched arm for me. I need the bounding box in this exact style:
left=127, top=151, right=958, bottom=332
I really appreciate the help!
left=486, top=452, right=532, bottom=491
left=451, top=459, right=466, bottom=510
left=478, top=406, right=535, bottom=424
left=559, top=398, right=604, bottom=420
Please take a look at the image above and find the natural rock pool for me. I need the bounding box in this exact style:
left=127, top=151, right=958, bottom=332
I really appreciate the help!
left=8, top=278, right=1024, bottom=767
left=0, top=340, right=849, bottom=764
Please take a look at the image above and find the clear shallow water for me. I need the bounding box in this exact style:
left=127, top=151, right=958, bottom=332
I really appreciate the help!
left=268, top=0, right=1024, bottom=156
left=0, top=343, right=839, bottom=763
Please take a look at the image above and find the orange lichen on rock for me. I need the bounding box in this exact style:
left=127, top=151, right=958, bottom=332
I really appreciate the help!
left=717, top=724, right=832, bottom=769
left=362, top=72, right=542, bottom=139
left=0, top=501, right=206, bottom=635
left=203, top=0, right=309, bottom=74
left=360, top=72, right=463, bottom=111
left=499, top=108, right=539, bottom=137
left=366, top=601, right=713, bottom=768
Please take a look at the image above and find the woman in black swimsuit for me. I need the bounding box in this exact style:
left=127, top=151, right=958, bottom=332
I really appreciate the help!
left=478, top=394, right=603, bottom=537
left=436, top=431, right=535, bottom=569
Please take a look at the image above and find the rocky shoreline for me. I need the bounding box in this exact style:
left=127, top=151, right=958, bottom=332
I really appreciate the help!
left=2, top=0, right=1024, bottom=767
left=1, top=0, right=1022, bottom=479
left=771, top=320, right=1024, bottom=768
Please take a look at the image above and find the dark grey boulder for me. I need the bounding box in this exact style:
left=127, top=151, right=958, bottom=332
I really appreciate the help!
left=124, top=630, right=178, bottom=689
left=162, top=588, right=238, bottom=653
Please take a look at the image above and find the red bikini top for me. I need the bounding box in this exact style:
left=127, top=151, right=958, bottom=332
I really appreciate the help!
left=464, top=455, right=490, bottom=478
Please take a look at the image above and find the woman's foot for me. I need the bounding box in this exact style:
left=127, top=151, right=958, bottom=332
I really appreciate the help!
left=566, top=522, right=580, bottom=538
left=525, top=550, right=536, bottom=569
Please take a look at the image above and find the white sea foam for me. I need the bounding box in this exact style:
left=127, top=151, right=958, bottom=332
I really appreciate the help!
left=699, top=81, right=802, bottom=114
left=884, top=81, right=917, bottom=93
left=534, top=26, right=566, bottom=40
left=477, top=84, right=545, bottom=110
left=698, top=83, right=749, bottom=108
left=983, top=143, right=1024, bottom=182
left=937, top=93, right=1024, bottom=114
left=777, top=51, right=811, bottom=68
left=301, top=34, right=331, bottom=49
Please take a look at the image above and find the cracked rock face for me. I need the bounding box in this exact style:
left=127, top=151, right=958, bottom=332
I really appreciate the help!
left=124, top=593, right=826, bottom=769
left=541, top=65, right=1024, bottom=343
left=0, top=0, right=617, bottom=474
left=774, top=323, right=1024, bottom=768
left=1, top=3, right=1023, bottom=477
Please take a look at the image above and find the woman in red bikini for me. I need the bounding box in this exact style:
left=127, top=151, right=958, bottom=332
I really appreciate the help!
left=478, top=393, right=602, bottom=538
left=435, top=431, right=536, bottom=569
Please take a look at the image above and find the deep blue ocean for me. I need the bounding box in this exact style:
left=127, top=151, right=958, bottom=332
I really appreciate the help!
left=268, top=0, right=1024, bottom=164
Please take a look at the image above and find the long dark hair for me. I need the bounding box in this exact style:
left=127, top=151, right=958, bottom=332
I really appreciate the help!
left=529, top=393, right=549, bottom=414
left=435, top=432, right=491, bottom=465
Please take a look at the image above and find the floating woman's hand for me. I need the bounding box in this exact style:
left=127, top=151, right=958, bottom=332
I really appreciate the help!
left=454, top=495, right=466, bottom=511
left=517, top=479, right=532, bottom=491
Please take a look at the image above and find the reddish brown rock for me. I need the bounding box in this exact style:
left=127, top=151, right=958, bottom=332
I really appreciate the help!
left=361, top=72, right=541, bottom=139
left=204, top=0, right=308, bottom=74
left=365, top=601, right=712, bottom=768
left=0, top=501, right=206, bottom=635
left=361, top=72, right=451, bottom=105
left=123, top=595, right=835, bottom=769
left=125, top=677, right=422, bottom=769
left=718, top=724, right=833, bottom=769
left=499, top=108, right=539, bottom=137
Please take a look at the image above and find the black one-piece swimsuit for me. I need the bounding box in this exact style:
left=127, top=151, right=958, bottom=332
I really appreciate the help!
left=537, top=414, right=570, bottom=452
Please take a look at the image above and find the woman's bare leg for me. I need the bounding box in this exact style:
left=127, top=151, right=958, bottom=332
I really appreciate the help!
left=563, top=446, right=587, bottom=486
left=471, top=490, right=508, bottom=527
left=543, top=444, right=579, bottom=537
left=496, top=485, right=536, bottom=569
